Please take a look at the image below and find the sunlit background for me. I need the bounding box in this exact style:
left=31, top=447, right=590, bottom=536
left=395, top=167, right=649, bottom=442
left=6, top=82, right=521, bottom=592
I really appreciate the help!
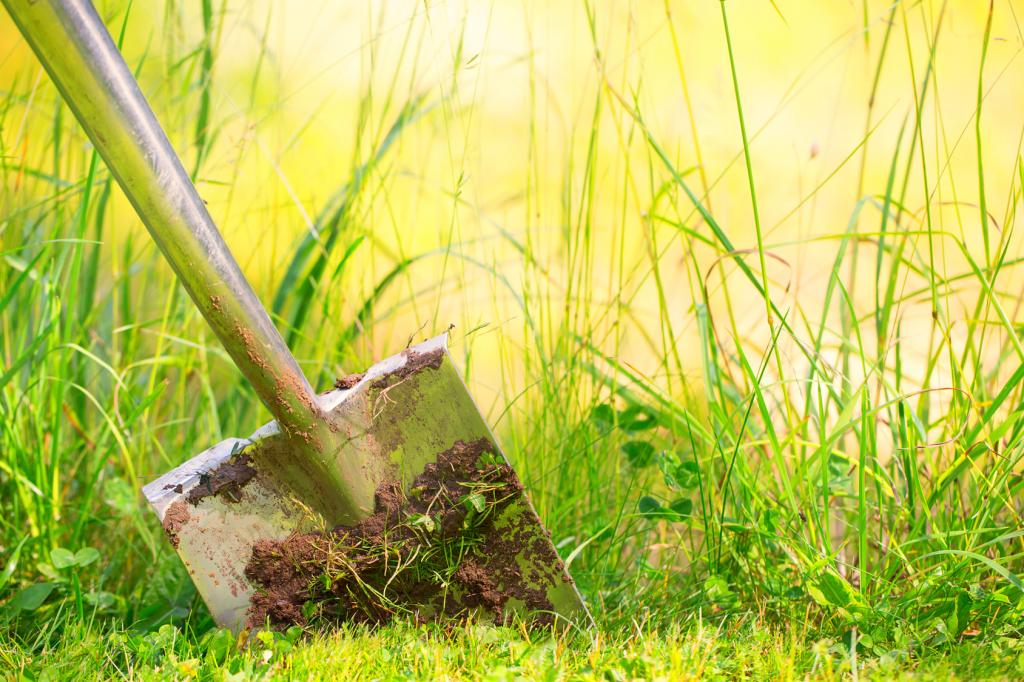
left=3, top=0, right=1023, bottom=453
left=4, top=0, right=1024, bottom=642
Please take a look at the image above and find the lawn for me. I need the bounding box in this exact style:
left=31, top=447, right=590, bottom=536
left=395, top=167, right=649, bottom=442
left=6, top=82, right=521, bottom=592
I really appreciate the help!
left=2, top=0, right=1024, bottom=679
left=7, top=617, right=1024, bottom=679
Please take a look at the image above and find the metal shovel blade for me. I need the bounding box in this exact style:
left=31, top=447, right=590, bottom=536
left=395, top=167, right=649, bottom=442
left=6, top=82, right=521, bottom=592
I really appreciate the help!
left=143, top=334, right=589, bottom=631
left=3, top=0, right=587, bottom=636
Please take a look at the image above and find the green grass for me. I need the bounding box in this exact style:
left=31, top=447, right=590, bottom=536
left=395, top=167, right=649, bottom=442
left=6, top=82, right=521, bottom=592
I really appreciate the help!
left=5, top=616, right=1024, bottom=680
left=3, top=0, right=1024, bottom=679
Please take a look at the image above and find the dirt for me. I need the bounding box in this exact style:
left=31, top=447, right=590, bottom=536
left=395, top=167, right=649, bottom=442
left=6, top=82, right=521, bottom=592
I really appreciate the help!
left=186, top=453, right=258, bottom=505
left=335, top=346, right=443, bottom=392
left=369, top=347, right=444, bottom=390
left=158, top=454, right=257, bottom=548
left=230, top=322, right=324, bottom=435
left=162, top=500, right=191, bottom=549
left=334, top=372, right=364, bottom=390
left=244, top=437, right=559, bottom=629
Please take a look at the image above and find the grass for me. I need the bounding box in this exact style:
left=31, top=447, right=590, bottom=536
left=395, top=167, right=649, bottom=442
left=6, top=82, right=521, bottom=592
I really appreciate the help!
left=6, top=617, right=1024, bottom=680
left=2, top=0, right=1024, bottom=678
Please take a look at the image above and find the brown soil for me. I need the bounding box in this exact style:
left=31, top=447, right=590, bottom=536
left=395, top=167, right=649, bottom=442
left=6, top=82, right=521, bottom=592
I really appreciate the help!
left=158, top=453, right=258, bottom=549
left=244, top=437, right=559, bottom=629
left=186, top=453, right=257, bottom=505
left=334, top=372, right=364, bottom=390
left=334, top=348, right=443, bottom=393
left=369, top=347, right=444, bottom=390
left=162, top=500, right=191, bottom=549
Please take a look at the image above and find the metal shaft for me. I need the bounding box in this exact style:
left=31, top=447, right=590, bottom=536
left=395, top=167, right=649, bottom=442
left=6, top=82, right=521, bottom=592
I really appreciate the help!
left=3, top=0, right=323, bottom=438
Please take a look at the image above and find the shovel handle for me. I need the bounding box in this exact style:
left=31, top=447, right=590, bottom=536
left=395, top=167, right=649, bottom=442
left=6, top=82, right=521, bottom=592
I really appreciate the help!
left=4, top=0, right=323, bottom=436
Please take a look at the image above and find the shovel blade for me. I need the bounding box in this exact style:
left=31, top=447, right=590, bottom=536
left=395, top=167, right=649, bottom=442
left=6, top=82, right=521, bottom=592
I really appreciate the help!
left=143, top=334, right=589, bottom=630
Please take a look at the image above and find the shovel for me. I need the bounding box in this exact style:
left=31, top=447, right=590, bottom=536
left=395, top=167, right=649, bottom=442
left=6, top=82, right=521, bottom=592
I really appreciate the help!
left=5, top=0, right=589, bottom=631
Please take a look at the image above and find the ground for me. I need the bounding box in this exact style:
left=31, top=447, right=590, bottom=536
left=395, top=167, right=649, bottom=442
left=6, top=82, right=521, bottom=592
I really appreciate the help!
left=5, top=617, right=1024, bottom=681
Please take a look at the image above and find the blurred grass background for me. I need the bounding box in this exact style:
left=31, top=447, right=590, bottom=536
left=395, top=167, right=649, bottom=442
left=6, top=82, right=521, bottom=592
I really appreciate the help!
left=3, top=0, right=1024, bottom=677
left=6, top=0, right=1020, bottom=380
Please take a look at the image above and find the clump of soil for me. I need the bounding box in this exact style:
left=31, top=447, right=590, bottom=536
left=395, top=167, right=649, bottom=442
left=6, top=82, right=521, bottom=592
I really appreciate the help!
left=244, top=437, right=559, bottom=629
left=334, top=372, right=364, bottom=390
left=186, top=453, right=257, bottom=505
left=162, top=500, right=191, bottom=549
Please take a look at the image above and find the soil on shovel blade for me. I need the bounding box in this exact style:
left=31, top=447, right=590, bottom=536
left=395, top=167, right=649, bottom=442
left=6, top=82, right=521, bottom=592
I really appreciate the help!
left=184, top=454, right=258, bottom=505
left=161, top=500, right=191, bottom=549
left=334, top=347, right=443, bottom=391
left=243, top=437, right=564, bottom=629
